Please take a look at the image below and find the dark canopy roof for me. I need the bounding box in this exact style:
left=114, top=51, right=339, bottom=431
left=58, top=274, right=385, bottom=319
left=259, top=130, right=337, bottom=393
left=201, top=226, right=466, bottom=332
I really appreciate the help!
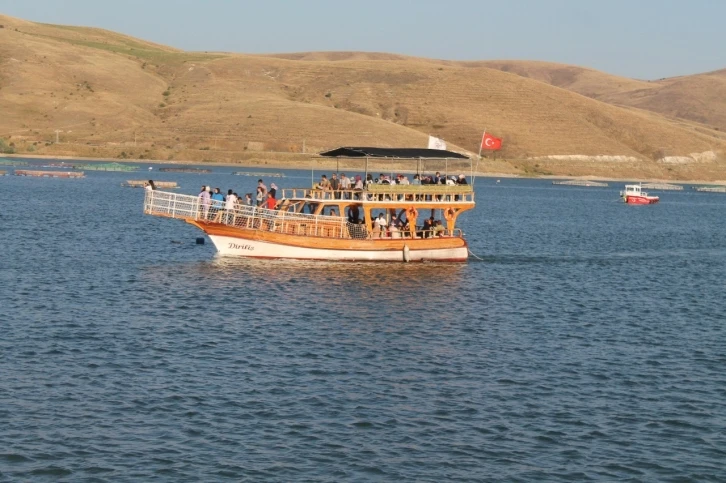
left=319, top=147, right=469, bottom=159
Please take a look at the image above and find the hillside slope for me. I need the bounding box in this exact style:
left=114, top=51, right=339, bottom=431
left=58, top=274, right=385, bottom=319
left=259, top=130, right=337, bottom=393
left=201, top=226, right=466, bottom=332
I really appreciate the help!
left=480, top=60, right=726, bottom=133
left=1, top=14, right=725, bottom=180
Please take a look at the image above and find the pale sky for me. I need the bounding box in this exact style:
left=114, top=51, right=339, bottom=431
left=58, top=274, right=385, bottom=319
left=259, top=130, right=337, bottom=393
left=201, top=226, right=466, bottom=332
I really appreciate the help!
left=1, top=0, right=724, bottom=80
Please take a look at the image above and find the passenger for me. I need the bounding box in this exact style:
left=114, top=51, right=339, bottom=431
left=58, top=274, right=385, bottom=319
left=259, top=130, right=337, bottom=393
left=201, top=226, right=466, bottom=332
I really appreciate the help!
left=347, top=204, right=360, bottom=224
left=446, top=176, right=456, bottom=186
left=265, top=192, right=277, bottom=210
left=258, top=179, right=267, bottom=195
left=365, top=173, right=374, bottom=188
left=390, top=214, right=403, bottom=230
left=421, top=217, right=434, bottom=238
left=433, top=220, right=445, bottom=237
left=319, top=174, right=331, bottom=196
left=329, top=209, right=337, bottom=217
left=144, top=181, right=152, bottom=191
left=456, top=174, right=468, bottom=185
left=330, top=173, right=341, bottom=199
left=269, top=183, right=278, bottom=199
left=340, top=173, right=351, bottom=199
left=412, top=174, right=421, bottom=186
left=147, top=179, right=157, bottom=190
left=390, top=223, right=401, bottom=239
left=198, top=185, right=211, bottom=220
left=244, top=193, right=253, bottom=206
left=353, top=175, right=364, bottom=199
left=255, top=186, right=265, bottom=206
left=224, top=189, right=237, bottom=223
left=373, top=213, right=387, bottom=238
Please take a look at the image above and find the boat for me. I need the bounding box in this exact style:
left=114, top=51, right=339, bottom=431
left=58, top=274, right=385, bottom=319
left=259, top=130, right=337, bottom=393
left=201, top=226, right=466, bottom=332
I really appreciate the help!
left=143, top=147, right=476, bottom=262
left=620, top=183, right=659, bottom=204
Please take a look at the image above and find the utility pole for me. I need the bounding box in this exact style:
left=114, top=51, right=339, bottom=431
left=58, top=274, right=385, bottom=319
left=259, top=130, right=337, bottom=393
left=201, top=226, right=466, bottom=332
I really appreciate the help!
left=54, top=130, right=62, bottom=144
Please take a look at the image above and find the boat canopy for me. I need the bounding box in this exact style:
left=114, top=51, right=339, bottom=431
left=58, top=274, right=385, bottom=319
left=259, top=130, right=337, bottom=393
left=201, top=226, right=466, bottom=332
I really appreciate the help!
left=319, top=147, right=469, bottom=160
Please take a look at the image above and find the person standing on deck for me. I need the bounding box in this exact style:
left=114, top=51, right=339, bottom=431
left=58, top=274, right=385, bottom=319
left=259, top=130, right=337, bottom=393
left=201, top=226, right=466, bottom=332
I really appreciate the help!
left=319, top=175, right=331, bottom=198
left=265, top=192, right=277, bottom=210
left=339, top=173, right=351, bottom=199
left=330, top=173, right=341, bottom=199
left=198, top=185, right=211, bottom=220
left=224, top=189, right=237, bottom=224
left=374, top=213, right=388, bottom=238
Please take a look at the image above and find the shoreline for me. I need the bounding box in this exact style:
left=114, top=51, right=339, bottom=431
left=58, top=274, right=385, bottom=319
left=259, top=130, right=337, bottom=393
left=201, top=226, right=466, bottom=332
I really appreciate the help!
left=2, top=153, right=725, bottom=185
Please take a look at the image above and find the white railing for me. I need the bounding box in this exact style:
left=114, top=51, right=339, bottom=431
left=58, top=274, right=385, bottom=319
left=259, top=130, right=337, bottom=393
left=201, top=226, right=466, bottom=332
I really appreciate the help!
left=281, top=186, right=475, bottom=203
left=144, top=190, right=368, bottom=239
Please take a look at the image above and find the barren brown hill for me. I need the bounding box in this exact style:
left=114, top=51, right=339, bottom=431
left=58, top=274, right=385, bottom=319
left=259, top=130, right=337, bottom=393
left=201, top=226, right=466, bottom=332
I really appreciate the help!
left=1, top=14, right=725, bottom=180
left=480, top=60, right=726, bottom=133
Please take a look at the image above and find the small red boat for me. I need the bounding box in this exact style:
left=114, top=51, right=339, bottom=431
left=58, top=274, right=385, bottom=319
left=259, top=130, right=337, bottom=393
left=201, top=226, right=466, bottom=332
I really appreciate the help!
left=620, top=184, right=659, bottom=204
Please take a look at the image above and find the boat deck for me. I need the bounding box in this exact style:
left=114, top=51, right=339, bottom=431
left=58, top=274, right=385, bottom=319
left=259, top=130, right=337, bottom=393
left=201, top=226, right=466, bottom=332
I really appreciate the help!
left=144, top=190, right=464, bottom=240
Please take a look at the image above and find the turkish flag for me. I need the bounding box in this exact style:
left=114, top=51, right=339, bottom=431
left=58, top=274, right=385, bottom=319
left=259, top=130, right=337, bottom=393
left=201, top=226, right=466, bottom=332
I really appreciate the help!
left=481, top=132, right=502, bottom=150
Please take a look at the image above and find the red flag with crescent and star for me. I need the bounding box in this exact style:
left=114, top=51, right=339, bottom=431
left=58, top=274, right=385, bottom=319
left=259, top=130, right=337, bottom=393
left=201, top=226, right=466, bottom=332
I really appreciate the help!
left=481, top=132, right=502, bottom=151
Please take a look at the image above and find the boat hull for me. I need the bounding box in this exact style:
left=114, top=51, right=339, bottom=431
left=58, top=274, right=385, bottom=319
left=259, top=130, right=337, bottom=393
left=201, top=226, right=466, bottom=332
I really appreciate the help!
left=187, top=221, right=469, bottom=261
left=208, top=234, right=468, bottom=261
left=624, top=195, right=659, bottom=204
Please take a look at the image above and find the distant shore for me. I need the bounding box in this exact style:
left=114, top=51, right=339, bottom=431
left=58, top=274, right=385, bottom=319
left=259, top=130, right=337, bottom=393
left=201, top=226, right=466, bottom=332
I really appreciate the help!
left=2, top=153, right=725, bottom=185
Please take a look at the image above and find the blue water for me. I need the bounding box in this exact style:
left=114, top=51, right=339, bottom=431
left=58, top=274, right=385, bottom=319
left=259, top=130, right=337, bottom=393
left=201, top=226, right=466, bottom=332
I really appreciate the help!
left=1, top=162, right=725, bottom=481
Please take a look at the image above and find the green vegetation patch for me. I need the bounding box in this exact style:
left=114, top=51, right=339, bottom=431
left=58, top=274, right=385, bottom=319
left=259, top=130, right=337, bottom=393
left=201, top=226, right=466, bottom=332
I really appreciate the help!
left=26, top=28, right=225, bottom=64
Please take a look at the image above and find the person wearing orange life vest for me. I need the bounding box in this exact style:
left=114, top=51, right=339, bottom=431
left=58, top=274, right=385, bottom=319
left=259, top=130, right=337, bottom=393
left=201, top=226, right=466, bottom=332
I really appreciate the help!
left=405, top=206, right=418, bottom=238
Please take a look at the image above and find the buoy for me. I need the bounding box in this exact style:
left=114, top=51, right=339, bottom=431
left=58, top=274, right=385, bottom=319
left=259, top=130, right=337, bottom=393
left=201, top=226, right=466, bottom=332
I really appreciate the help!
left=196, top=237, right=205, bottom=245
left=148, top=167, right=153, bottom=171
left=403, top=244, right=410, bottom=262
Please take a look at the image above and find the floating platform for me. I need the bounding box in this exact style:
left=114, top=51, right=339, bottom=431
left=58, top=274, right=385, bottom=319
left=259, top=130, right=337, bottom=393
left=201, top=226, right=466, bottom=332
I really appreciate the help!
left=233, top=171, right=286, bottom=178
left=552, top=180, right=608, bottom=187
left=74, top=162, right=140, bottom=172
left=159, top=167, right=211, bottom=173
left=41, top=162, right=75, bottom=168
left=123, top=180, right=179, bottom=189
left=15, top=170, right=85, bottom=178
left=693, top=186, right=726, bottom=193
left=0, top=160, right=28, bottom=166
left=0, top=170, right=7, bottom=176
left=641, top=183, right=683, bottom=191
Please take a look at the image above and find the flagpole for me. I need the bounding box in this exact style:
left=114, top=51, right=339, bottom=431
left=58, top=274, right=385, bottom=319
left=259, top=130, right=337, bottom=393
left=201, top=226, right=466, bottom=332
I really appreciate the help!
left=478, top=131, right=485, bottom=158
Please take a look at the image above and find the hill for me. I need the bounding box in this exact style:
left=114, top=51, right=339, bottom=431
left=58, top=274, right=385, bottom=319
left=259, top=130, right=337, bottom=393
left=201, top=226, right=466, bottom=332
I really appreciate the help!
left=481, top=60, right=726, bottom=134
left=1, top=14, right=725, bottom=180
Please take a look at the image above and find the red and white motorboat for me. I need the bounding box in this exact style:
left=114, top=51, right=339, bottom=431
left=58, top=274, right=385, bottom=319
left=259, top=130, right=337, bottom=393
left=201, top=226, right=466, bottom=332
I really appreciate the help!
left=620, top=184, right=659, bottom=204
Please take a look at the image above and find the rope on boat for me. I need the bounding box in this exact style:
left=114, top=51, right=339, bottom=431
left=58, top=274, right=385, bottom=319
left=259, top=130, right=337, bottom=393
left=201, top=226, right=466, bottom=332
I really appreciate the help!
left=467, top=248, right=485, bottom=261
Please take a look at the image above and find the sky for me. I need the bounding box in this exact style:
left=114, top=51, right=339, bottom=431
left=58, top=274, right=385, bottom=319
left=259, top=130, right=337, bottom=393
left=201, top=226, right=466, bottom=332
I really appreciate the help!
left=1, top=0, right=724, bottom=80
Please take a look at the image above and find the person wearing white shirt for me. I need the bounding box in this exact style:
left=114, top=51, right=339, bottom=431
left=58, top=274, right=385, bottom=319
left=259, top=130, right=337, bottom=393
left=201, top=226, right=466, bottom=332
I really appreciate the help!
left=373, top=213, right=388, bottom=238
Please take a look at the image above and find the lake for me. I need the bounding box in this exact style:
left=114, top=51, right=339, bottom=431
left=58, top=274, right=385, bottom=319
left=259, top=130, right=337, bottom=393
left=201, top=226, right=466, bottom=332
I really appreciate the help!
left=1, top=162, right=725, bottom=481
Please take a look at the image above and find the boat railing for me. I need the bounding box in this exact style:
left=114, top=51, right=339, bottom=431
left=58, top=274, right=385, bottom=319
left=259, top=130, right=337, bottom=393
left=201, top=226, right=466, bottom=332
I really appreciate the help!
left=144, top=190, right=464, bottom=240
left=281, top=184, right=474, bottom=203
